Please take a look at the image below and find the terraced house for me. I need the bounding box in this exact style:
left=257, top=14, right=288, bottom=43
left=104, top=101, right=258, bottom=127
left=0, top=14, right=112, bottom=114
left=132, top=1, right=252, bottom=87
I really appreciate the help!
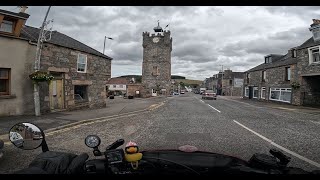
left=0, top=8, right=112, bottom=116
left=243, top=19, right=320, bottom=107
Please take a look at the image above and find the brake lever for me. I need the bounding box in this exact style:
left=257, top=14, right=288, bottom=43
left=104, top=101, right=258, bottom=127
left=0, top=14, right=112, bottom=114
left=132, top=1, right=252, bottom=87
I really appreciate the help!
left=269, top=149, right=291, bottom=166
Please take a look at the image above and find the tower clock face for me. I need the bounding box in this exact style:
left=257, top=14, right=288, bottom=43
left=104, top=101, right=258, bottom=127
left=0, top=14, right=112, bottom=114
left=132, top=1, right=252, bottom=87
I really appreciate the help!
left=153, top=37, right=160, bottom=43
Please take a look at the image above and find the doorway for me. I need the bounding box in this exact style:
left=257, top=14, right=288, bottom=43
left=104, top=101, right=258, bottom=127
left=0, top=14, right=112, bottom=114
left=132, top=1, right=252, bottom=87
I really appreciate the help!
left=49, top=78, right=64, bottom=110
left=151, top=89, right=157, bottom=96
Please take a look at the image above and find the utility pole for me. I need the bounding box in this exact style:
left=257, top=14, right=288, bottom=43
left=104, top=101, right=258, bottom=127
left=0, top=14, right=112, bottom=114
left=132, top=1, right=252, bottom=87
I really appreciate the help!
left=103, top=36, right=106, bottom=54
left=220, top=65, right=224, bottom=95
left=33, top=6, right=51, bottom=116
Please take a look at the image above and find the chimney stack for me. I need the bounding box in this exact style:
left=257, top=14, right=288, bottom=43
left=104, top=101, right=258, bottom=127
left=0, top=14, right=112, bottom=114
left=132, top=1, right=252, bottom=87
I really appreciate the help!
left=19, top=6, right=28, bottom=13
left=309, top=19, right=320, bottom=42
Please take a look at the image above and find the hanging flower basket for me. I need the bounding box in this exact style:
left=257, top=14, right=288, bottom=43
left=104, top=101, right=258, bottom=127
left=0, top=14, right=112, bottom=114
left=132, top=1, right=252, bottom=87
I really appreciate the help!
left=291, top=82, right=300, bottom=89
left=29, top=71, right=54, bottom=84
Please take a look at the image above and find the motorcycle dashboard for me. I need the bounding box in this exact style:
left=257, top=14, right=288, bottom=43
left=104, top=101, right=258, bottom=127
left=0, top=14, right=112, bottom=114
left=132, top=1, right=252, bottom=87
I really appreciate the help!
left=105, top=149, right=125, bottom=164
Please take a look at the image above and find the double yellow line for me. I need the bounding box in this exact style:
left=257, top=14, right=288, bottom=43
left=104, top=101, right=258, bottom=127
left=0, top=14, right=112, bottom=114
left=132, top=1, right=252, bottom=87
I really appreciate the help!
left=2, top=101, right=166, bottom=146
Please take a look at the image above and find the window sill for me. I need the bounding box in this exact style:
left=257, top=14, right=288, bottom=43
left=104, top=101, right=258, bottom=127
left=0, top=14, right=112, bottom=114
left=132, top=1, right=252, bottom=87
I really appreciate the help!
left=77, top=71, right=87, bottom=73
left=0, top=94, right=17, bottom=99
left=309, top=62, right=320, bottom=66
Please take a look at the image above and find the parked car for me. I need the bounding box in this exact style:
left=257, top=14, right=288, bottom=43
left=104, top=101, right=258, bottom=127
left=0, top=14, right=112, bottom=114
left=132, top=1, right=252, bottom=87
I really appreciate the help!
left=172, top=92, right=179, bottom=95
left=202, top=90, right=217, bottom=100
left=180, top=90, right=185, bottom=94
left=9, top=132, right=24, bottom=148
left=33, top=134, right=43, bottom=140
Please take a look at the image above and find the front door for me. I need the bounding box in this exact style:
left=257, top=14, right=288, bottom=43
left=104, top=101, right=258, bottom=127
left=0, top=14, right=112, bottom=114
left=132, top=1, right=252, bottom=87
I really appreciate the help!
left=151, top=89, right=157, bottom=96
left=49, top=79, right=64, bottom=110
left=249, top=86, right=253, bottom=99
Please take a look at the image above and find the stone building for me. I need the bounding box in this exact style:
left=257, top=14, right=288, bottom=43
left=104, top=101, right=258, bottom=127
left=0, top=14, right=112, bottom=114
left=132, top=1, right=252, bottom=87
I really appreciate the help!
left=294, top=19, right=320, bottom=106
left=243, top=19, right=320, bottom=107
left=141, top=22, right=172, bottom=97
left=243, top=53, right=297, bottom=104
left=0, top=8, right=112, bottom=116
left=204, top=70, right=244, bottom=96
left=221, top=70, right=244, bottom=96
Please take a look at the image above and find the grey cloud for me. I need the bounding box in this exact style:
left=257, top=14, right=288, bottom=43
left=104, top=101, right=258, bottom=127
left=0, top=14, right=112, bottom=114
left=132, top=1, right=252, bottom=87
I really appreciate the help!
left=0, top=6, right=317, bottom=80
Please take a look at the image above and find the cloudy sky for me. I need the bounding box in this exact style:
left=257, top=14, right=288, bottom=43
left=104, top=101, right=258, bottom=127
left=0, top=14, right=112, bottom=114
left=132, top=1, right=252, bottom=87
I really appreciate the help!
left=1, top=6, right=319, bottom=80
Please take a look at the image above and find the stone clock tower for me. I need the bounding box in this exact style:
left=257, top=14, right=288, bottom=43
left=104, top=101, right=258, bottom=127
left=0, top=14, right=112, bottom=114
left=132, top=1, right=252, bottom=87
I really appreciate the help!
left=142, top=22, right=172, bottom=97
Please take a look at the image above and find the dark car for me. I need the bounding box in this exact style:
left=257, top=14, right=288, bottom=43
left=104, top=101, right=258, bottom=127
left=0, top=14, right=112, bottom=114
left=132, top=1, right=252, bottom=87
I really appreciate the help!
left=202, top=90, right=217, bottom=100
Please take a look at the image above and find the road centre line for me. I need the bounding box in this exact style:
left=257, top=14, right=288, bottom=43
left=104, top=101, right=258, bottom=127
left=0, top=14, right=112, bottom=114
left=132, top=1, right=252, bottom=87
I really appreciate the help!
left=194, top=96, right=221, bottom=113
left=207, top=104, right=221, bottom=113
left=233, top=120, right=320, bottom=168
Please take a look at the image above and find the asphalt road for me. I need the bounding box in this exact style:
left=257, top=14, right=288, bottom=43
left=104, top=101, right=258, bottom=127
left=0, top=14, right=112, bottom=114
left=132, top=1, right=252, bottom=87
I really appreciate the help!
left=1, top=93, right=320, bottom=173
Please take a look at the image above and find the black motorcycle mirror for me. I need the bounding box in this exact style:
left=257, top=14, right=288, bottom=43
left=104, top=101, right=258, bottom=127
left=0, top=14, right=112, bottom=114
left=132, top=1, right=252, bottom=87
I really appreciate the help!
left=9, top=122, right=49, bottom=152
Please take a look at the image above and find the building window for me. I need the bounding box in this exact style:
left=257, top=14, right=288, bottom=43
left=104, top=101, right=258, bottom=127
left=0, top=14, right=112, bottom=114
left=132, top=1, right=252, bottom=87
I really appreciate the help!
left=113, top=85, right=116, bottom=88
left=74, top=85, right=88, bottom=102
left=265, top=56, right=272, bottom=64
left=253, top=87, right=258, bottom=98
left=261, top=87, right=266, bottom=99
left=244, top=87, right=249, bottom=97
left=77, top=54, right=87, bottom=72
left=308, top=46, right=320, bottom=64
left=269, top=88, right=291, bottom=103
left=229, top=79, right=232, bottom=85
left=0, top=20, right=14, bottom=33
left=292, top=49, right=297, bottom=58
left=262, top=71, right=266, bottom=82
left=152, top=66, right=159, bottom=76
left=246, top=73, right=250, bottom=83
left=0, top=68, right=10, bottom=95
left=285, top=67, right=291, bottom=81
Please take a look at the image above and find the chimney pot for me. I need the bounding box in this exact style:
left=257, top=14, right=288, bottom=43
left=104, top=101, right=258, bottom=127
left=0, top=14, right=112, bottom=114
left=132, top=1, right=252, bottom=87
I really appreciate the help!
left=19, top=6, right=28, bottom=13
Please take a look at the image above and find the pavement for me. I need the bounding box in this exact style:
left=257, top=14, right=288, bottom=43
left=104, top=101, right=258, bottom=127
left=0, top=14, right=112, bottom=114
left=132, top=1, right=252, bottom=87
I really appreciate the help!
left=1, top=93, right=320, bottom=174
left=0, top=96, right=166, bottom=142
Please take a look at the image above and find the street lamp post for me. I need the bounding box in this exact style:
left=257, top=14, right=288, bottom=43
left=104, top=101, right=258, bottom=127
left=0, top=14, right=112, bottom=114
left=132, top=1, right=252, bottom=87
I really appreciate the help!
left=103, top=36, right=113, bottom=55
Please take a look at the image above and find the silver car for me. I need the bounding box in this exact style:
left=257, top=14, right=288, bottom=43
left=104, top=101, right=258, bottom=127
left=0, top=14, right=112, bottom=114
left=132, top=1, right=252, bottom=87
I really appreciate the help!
left=10, top=132, right=24, bottom=148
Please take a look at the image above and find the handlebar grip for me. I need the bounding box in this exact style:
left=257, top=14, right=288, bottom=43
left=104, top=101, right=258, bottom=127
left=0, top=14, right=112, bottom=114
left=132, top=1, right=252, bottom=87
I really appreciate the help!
left=106, top=139, right=125, bottom=150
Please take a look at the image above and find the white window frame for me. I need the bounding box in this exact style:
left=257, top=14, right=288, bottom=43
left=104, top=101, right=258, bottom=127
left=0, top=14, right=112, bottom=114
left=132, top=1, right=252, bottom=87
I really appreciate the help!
left=308, top=46, right=320, bottom=65
left=244, top=87, right=249, bottom=97
left=269, top=88, right=292, bottom=103
left=262, top=71, right=266, bottom=82
left=77, top=53, right=87, bottom=73
left=261, top=87, right=266, bottom=99
left=285, top=67, right=291, bottom=81
left=292, top=49, right=297, bottom=58
left=253, top=87, right=258, bottom=99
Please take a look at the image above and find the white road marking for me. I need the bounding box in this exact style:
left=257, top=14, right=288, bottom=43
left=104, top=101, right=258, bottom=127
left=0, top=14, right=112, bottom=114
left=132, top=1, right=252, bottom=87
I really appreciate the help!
left=233, top=120, right=320, bottom=168
left=207, top=104, right=221, bottom=113
left=194, top=96, right=221, bottom=113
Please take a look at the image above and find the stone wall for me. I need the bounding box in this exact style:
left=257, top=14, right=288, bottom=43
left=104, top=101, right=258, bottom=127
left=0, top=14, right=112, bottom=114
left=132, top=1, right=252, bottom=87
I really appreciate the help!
left=39, top=43, right=111, bottom=112
left=141, top=31, right=172, bottom=96
left=294, top=46, right=320, bottom=105
left=127, top=84, right=143, bottom=98
left=243, top=64, right=297, bottom=103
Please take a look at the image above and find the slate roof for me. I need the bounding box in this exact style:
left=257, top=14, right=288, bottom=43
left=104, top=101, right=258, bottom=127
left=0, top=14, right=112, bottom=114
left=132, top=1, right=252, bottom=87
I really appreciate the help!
left=247, top=55, right=297, bottom=72
left=0, top=9, right=30, bottom=19
left=297, top=37, right=320, bottom=50
left=106, top=78, right=129, bottom=85
left=20, top=25, right=112, bottom=60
